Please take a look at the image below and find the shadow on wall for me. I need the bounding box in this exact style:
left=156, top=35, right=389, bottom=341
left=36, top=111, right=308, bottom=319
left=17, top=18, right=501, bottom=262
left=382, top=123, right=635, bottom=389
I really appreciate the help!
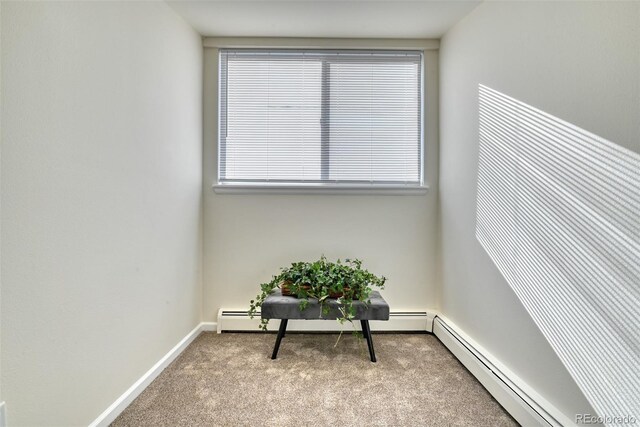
left=475, top=84, right=639, bottom=425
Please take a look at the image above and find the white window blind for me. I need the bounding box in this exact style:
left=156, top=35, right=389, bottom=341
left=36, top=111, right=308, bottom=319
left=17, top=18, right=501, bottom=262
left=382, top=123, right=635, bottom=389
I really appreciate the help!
left=219, top=49, right=423, bottom=187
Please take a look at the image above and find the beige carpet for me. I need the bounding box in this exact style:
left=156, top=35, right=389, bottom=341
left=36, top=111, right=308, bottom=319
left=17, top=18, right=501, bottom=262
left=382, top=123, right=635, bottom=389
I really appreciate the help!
left=111, top=332, right=518, bottom=427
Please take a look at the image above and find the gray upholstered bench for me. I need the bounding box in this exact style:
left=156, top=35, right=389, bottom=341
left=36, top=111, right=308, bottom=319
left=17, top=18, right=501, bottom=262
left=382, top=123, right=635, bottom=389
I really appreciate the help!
left=261, top=289, right=390, bottom=362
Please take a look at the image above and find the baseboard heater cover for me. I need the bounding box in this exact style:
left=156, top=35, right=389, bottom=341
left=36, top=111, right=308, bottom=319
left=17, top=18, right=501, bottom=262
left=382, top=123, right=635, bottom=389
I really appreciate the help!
left=433, top=316, right=575, bottom=427
left=217, top=309, right=435, bottom=333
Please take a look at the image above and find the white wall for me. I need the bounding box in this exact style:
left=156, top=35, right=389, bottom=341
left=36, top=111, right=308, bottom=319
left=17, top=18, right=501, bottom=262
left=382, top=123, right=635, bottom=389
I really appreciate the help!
left=202, top=42, right=440, bottom=320
left=0, top=2, right=203, bottom=425
left=439, top=0, right=639, bottom=422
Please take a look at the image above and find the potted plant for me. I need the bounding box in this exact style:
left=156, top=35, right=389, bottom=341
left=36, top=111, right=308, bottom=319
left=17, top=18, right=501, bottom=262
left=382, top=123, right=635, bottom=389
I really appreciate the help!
left=248, top=256, right=386, bottom=342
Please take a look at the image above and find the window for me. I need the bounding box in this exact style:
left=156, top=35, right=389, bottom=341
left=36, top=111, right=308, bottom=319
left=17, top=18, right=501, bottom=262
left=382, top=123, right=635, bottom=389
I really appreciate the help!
left=218, top=49, right=423, bottom=190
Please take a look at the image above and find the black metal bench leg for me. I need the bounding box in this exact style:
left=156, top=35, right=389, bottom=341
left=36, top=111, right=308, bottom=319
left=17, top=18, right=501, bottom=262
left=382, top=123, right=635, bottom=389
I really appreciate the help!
left=360, top=320, right=376, bottom=362
left=271, top=319, right=288, bottom=360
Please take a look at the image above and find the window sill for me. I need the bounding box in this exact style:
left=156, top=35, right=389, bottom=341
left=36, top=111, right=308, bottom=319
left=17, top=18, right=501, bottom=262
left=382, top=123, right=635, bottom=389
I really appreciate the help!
left=212, top=183, right=429, bottom=195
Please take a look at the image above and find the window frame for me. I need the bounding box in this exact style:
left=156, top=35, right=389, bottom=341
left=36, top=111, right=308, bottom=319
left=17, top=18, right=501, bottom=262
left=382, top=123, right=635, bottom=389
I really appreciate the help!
left=208, top=38, right=436, bottom=195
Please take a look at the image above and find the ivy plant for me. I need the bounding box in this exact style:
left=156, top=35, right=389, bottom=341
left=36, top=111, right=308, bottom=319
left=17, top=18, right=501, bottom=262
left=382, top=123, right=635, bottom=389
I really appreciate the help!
left=248, top=256, right=386, bottom=342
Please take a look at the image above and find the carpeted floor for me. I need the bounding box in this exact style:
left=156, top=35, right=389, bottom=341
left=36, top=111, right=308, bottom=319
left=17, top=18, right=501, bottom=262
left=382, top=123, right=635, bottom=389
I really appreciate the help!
left=111, top=332, right=518, bottom=427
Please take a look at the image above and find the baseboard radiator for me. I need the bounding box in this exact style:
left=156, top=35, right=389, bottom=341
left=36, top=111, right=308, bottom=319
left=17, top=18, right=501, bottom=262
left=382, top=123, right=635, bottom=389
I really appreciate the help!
left=433, top=316, right=575, bottom=427
left=217, top=309, right=435, bottom=333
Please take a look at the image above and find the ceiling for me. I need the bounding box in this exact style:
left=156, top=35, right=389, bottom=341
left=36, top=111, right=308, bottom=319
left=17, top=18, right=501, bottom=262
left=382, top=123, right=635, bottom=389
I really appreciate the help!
left=167, top=0, right=481, bottom=39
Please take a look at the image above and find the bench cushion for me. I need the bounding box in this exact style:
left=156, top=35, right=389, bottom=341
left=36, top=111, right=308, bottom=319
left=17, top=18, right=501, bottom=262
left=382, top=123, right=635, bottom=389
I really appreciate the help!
left=261, top=289, right=390, bottom=321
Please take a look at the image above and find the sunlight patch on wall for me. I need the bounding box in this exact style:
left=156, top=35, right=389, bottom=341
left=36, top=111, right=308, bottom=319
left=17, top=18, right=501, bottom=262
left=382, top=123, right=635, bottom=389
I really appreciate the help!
left=476, top=84, right=639, bottom=425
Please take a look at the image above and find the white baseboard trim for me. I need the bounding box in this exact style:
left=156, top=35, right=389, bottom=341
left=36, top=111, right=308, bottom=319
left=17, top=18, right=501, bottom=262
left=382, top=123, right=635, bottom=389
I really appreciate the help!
left=89, top=322, right=217, bottom=427
left=200, top=321, right=218, bottom=332
left=433, top=315, right=576, bottom=427
left=0, top=401, right=6, bottom=427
